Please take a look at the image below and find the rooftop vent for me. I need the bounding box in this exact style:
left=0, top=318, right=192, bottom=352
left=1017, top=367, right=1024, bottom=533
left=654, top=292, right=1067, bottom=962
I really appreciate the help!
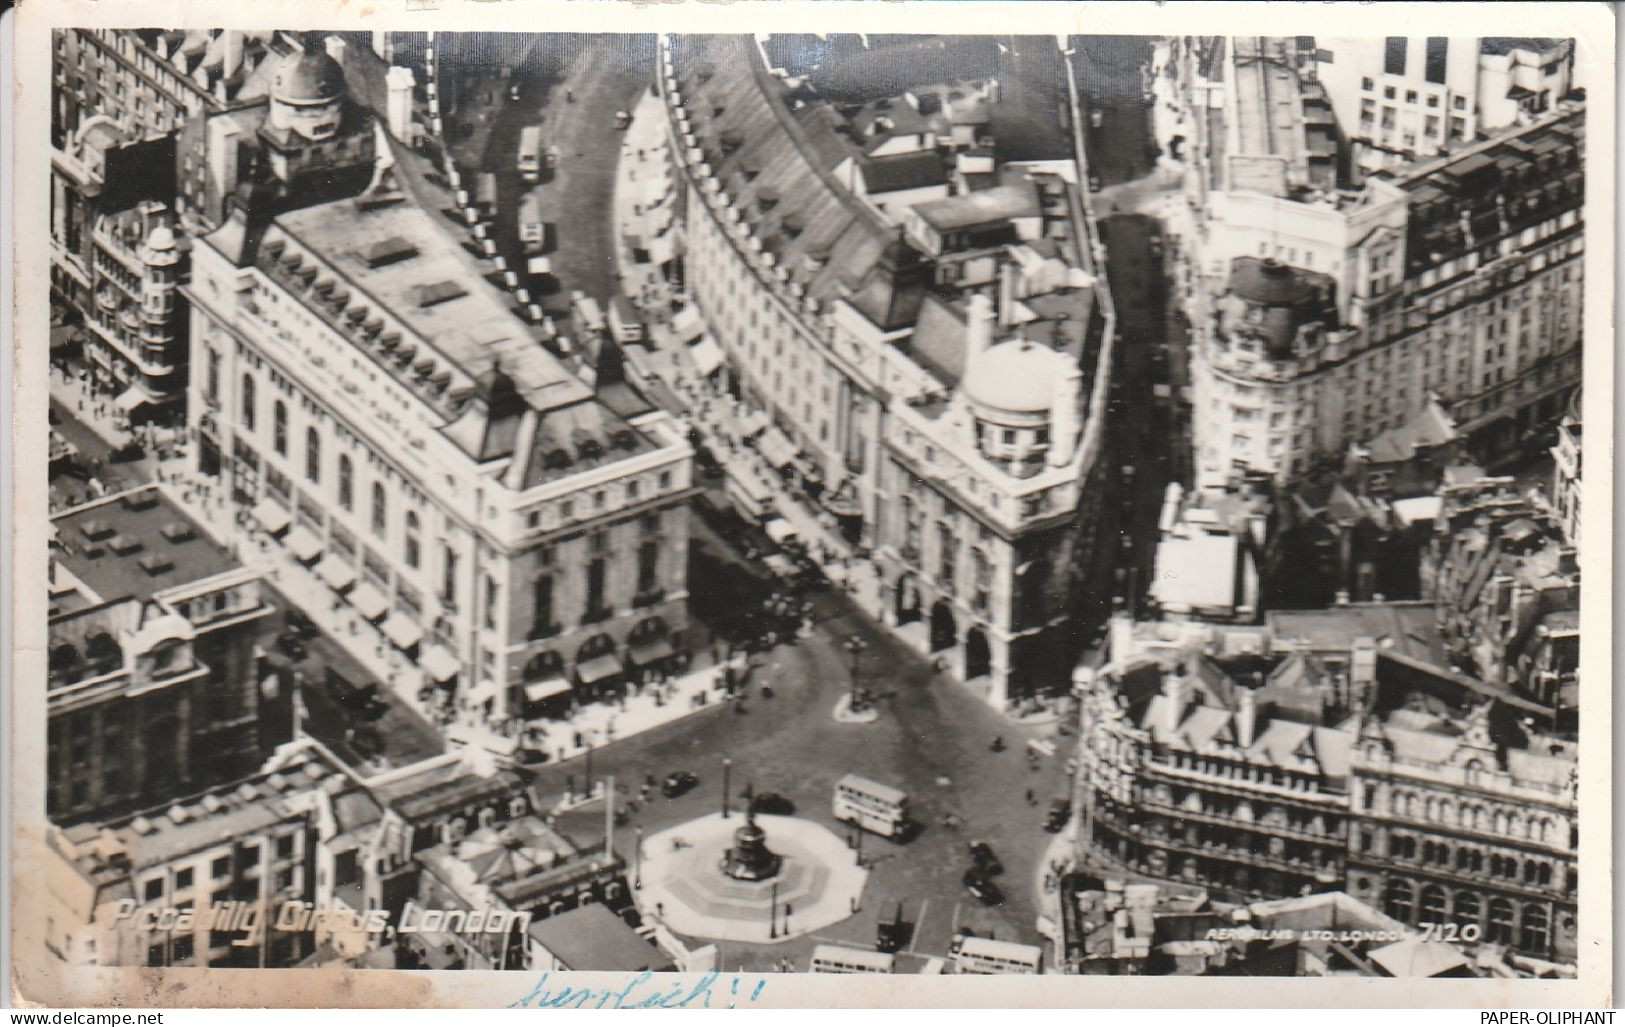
left=80, top=519, right=116, bottom=542
left=200, top=794, right=224, bottom=814
left=129, top=816, right=157, bottom=836
left=108, top=535, right=144, bottom=556
left=160, top=522, right=196, bottom=544
left=416, top=281, right=467, bottom=308
left=166, top=804, right=191, bottom=825
left=363, top=236, right=420, bottom=268
left=121, top=491, right=159, bottom=512
left=138, top=554, right=175, bottom=576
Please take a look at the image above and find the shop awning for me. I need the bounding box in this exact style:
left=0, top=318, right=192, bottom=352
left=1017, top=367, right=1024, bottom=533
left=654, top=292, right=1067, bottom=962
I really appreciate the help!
left=764, top=517, right=798, bottom=546
left=420, top=644, right=461, bottom=683
left=250, top=497, right=292, bottom=535
left=736, top=409, right=770, bottom=440
left=756, top=426, right=798, bottom=469
left=382, top=612, right=424, bottom=651
left=687, top=335, right=723, bottom=377
left=629, top=637, right=676, bottom=666
left=671, top=305, right=705, bottom=344
left=575, top=653, right=623, bottom=685
left=468, top=677, right=500, bottom=705
left=114, top=387, right=152, bottom=414
left=284, top=526, right=323, bottom=563
left=524, top=677, right=572, bottom=703
left=315, top=555, right=356, bottom=592
left=348, top=582, right=390, bottom=621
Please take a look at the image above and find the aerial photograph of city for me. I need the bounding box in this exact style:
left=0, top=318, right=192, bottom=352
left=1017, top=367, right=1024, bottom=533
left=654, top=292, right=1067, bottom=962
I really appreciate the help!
left=32, top=27, right=1586, bottom=980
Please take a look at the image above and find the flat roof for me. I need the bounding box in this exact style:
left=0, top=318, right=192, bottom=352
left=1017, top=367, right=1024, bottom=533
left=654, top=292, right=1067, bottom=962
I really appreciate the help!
left=52, top=485, right=241, bottom=604
left=1152, top=532, right=1237, bottom=611
left=270, top=197, right=592, bottom=413
left=527, top=902, right=675, bottom=972
left=912, top=183, right=1040, bottom=231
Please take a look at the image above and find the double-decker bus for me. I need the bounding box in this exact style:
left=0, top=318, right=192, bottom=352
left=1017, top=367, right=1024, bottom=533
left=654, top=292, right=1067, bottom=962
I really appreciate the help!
left=950, top=935, right=1043, bottom=975
left=808, top=944, right=894, bottom=974
left=832, top=773, right=909, bottom=838
left=518, top=125, right=543, bottom=182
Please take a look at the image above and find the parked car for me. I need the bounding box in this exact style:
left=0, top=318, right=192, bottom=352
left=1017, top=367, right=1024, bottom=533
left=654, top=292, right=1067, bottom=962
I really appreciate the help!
left=968, top=841, right=1004, bottom=876
left=962, top=868, right=1004, bottom=906
left=614, top=110, right=632, bottom=129
left=662, top=771, right=698, bottom=798
left=876, top=903, right=909, bottom=953
left=1044, top=798, right=1072, bottom=833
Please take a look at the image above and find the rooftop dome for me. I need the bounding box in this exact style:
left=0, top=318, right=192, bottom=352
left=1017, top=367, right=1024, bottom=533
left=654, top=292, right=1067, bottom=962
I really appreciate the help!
left=965, top=339, right=1062, bottom=416
left=145, top=225, right=176, bottom=252
left=272, top=50, right=346, bottom=105
left=1227, top=257, right=1324, bottom=308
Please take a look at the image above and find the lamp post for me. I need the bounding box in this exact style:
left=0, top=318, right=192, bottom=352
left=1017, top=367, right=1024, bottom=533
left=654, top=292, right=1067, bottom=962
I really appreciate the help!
left=584, top=741, right=594, bottom=800
left=768, top=880, right=778, bottom=939
left=722, top=757, right=732, bottom=819
left=634, top=824, right=644, bottom=890
left=845, top=635, right=867, bottom=713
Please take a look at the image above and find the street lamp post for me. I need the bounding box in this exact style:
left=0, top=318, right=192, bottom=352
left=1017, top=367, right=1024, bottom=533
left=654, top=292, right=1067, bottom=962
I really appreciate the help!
left=845, top=635, right=867, bottom=713
left=584, top=742, right=594, bottom=800
left=769, top=880, right=778, bottom=939
left=722, top=757, right=732, bottom=819
left=634, top=824, right=644, bottom=890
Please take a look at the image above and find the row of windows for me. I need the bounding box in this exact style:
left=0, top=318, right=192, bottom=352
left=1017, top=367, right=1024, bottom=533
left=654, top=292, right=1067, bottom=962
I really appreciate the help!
left=1383, top=878, right=1559, bottom=953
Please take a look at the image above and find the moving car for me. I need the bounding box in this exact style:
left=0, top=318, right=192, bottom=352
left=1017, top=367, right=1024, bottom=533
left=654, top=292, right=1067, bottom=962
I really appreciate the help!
left=662, top=771, right=698, bottom=798
left=968, top=841, right=1004, bottom=876
left=962, top=868, right=1004, bottom=906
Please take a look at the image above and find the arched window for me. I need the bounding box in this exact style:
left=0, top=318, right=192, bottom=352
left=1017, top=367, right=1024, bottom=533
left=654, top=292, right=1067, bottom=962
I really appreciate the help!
left=273, top=400, right=288, bottom=456
left=1384, top=879, right=1414, bottom=923
left=1537, top=863, right=1552, bottom=886
left=338, top=454, right=353, bottom=510
left=405, top=511, right=420, bottom=569
left=241, top=374, right=256, bottom=430
left=305, top=427, right=321, bottom=483
left=1520, top=904, right=1550, bottom=954
left=1439, top=799, right=1454, bottom=825
left=1453, top=891, right=1481, bottom=927
left=371, top=482, right=387, bottom=537
left=1486, top=898, right=1515, bottom=944
left=1419, top=885, right=1448, bottom=924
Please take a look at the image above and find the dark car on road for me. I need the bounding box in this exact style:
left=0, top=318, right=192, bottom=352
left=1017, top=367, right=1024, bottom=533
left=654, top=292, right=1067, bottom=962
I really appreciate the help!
left=962, top=868, right=1004, bottom=906
left=968, top=841, right=1003, bottom=876
left=749, top=791, right=795, bottom=816
left=662, top=771, right=698, bottom=798
left=1044, top=798, right=1072, bottom=833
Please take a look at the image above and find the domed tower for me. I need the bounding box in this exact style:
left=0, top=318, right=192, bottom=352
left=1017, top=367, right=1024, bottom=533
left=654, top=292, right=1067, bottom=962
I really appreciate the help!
left=268, top=48, right=347, bottom=143
left=138, top=215, right=182, bottom=396
left=960, top=294, right=1086, bottom=479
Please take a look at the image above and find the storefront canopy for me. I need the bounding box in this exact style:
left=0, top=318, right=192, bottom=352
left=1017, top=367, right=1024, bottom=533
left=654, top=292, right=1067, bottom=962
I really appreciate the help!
left=756, top=426, right=798, bottom=469
left=284, top=526, right=323, bottom=563
left=382, top=612, right=424, bottom=651
left=575, top=653, right=623, bottom=685
left=629, top=637, right=676, bottom=666
left=114, top=387, right=152, bottom=414
left=687, top=335, right=723, bottom=377
left=671, top=305, right=705, bottom=344
left=348, top=582, right=390, bottom=622
left=524, top=677, right=572, bottom=703
left=420, top=644, right=461, bottom=683
left=315, top=555, right=357, bottom=592
left=250, top=497, right=292, bottom=535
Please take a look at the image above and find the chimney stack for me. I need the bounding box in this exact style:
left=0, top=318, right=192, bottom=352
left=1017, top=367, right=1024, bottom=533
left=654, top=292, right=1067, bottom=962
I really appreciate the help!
left=386, top=66, right=417, bottom=142
left=1351, top=635, right=1377, bottom=697
left=1235, top=687, right=1258, bottom=749
left=325, top=35, right=348, bottom=67
left=1161, top=671, right=1187, bottom=737
left=997, top=260, right=1019, bottom=328
left=1048, top=362, right=1085, bottom=467
left=221, top=31, right=243, bottom=79
left=965, top=292, right=995, bottom=365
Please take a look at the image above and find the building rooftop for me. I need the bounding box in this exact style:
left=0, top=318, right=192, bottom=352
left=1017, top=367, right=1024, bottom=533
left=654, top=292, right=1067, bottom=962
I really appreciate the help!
left=51, top=486, right=241, bottom=604
left=1151, top=531, right=1241, bottom=613
left=369, top=758, right=524, bottom=824
left=527, top=903, right=676, bottom=972
left=1266, top=602, right=1444, bottom=666
left=912, top=182, right=1040, bottom=232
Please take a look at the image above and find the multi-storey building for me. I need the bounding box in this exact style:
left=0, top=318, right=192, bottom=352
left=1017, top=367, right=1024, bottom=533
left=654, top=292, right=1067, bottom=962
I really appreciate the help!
left=1313, top=36, right=1576, bottom=180
left=47, top=484, right=286, bottom=823
left=183, top=49, right=695, bottom=724
left=659, top=34, right=1115, bottom=705
left=1423, top=472, right=1578, bottom=717
left=1176, top=39, right=1583, bottom=480
left=42, top=740, right=363, bottom=968
left=1072, top=613, right=1577, bottom=967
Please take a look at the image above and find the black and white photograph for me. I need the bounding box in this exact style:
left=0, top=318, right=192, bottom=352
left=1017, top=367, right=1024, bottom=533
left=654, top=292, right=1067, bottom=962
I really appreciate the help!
left=7, top=0, right=1614, bottom=1009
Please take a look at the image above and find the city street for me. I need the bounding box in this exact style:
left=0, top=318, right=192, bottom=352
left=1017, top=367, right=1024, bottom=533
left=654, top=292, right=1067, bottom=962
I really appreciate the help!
left=440, top=34, right=657, bottom=317
left=535, top=568, right=1072, bottom=972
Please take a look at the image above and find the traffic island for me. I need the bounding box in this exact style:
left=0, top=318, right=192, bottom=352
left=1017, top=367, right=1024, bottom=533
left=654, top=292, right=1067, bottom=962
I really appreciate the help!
left=636, top=812, right=866, bottom=944
left=832, top=694, right=879, bottom=724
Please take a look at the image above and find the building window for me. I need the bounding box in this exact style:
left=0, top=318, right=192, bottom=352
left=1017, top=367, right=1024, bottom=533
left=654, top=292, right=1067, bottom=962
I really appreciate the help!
left=371, top=482, right=387, bottom=537
left=1419, top=885, right=1448, bottom=924
left=338, top=454, right=353, bottom=511
left=483, top=575, right=498, bottom=631
left=442, top=546, right=459, bottom=607
left=586, top=557, right=607, bottom=618
left=404, top=511, right=420, bottom=569
left=206, top=347, right=220, bottom=403
left=1520, top=905, right=1550, bottom=954
left=273, top=401, right=287, bottom=456
left=1453, top=95, right=1466, bottom=110
left=637, top=540, right=659, bottom=596
left=241, top=374, right=256, bottom=430
left=1486, top=898, right=1516, bottom=944
left=143, top=877, right=164, bottom=902
left=175, top=867, right=193, bottom=892
left=531, top=575, right=554, bottom=637
left=1453, top=891, right=1480, bottom=926
left=304, top=427, right=320, bottom=484
left=1383, top=879, right=1413, bottom=923
left=1361, top=76, right=1374, bottom=91
left=1384, top=37, right=1407, bottom=76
